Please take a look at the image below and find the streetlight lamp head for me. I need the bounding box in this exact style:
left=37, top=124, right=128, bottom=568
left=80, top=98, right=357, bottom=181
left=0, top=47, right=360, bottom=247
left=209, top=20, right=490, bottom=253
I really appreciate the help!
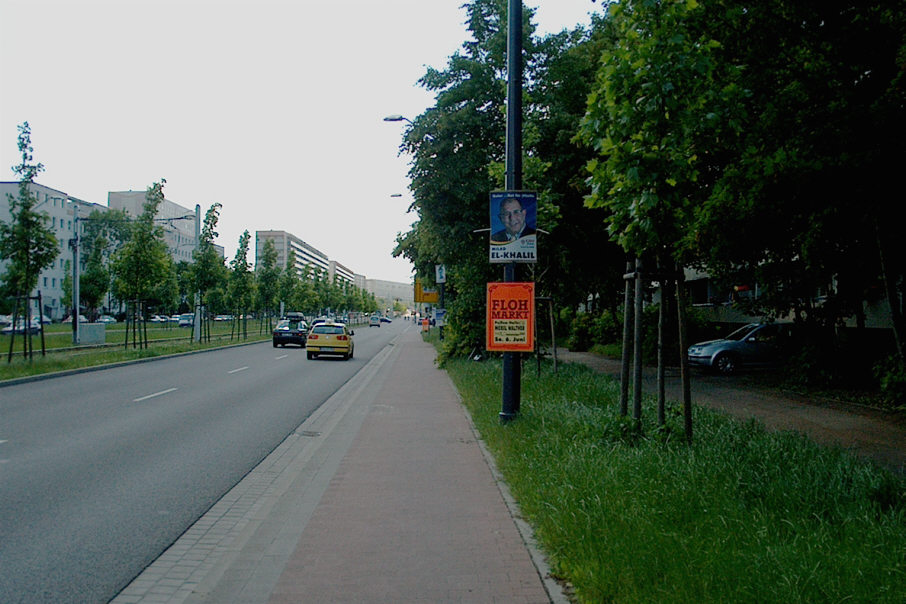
left=383, top=114, right=406, bottom=122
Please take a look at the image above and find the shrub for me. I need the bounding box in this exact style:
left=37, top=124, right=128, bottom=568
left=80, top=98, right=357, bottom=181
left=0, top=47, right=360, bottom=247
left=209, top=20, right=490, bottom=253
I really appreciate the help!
left=874, top=354, right=906, bottom=407
left=567, top=312, right=595, bottom=351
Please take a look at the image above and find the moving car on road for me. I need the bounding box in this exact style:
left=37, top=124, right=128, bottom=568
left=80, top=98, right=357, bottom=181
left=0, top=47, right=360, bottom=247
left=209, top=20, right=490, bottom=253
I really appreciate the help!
left=272, top=315, right=308, bottom=348
left=687, top=322, right=795, bottom=375
left=306, top=322, right=355, bottom=360
left=369, top=315, right=382, bottom=328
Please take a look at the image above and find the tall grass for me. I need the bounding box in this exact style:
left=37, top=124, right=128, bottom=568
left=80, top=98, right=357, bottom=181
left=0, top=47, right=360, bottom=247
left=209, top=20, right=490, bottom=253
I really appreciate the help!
left=445, top=357, right=906, bottom=603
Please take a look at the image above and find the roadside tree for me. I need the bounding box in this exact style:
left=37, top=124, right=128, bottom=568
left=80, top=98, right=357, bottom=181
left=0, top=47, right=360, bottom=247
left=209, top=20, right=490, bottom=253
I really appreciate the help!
left=80, top=236, right=110, bottom=319
left=110, top=180, right=173, bottom=348
left=193, top=203, right=227, bottom=340
left=256, top=237, right=280, bottom=329
left=0, top=122, right=59, bottom=359
left=228, top=230, right=254, bottom=339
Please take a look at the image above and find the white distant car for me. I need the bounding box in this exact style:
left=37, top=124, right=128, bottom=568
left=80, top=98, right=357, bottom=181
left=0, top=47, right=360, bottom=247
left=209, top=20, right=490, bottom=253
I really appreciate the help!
left=1, top=317, right=41, bottom=334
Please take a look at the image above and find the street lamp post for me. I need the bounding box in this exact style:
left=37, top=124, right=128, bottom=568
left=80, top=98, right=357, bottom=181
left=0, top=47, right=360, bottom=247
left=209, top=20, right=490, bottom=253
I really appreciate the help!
left=70, top=204, right=80, bottom=345
left=383, top=114, right=413, bottom=125
left=499, top=0, right=523, bottom=423
left=193, top=204, right=201, bottom=343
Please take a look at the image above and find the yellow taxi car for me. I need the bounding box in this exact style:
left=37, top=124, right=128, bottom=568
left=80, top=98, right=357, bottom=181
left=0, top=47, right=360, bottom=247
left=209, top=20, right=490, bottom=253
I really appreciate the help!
left=306, top=322, right=355, bottom=360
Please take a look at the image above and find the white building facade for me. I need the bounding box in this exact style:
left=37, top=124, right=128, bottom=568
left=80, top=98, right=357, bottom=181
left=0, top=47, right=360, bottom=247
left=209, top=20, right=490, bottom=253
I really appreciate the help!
left=0, top=181, right=96, bottom=320
left=108, top=191, right=199, bottom=264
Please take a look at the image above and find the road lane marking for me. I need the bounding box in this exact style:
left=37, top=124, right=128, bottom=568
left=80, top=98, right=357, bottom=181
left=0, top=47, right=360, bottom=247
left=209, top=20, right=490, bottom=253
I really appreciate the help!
left=228, top=366, right=249, bottom=374
left=133, top=388, right=178, bottom=402
left=275, top=354, right=288, bottom=360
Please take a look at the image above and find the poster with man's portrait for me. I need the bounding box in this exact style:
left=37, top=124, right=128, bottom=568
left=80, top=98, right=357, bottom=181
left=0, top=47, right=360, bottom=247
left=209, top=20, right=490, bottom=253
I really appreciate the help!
left=489, top=191, right=537, bottom=264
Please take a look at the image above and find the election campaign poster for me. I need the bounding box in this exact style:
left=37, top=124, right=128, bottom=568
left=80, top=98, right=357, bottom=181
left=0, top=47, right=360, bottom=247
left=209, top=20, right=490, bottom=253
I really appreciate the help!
left=489, top=191, right=537, bottom=264
left=486, top=282, right=535, bottom=352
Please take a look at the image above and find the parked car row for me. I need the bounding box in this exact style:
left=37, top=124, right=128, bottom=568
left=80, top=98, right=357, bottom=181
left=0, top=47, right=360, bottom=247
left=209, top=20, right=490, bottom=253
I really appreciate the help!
left=1, top=317, right=42, bottom=335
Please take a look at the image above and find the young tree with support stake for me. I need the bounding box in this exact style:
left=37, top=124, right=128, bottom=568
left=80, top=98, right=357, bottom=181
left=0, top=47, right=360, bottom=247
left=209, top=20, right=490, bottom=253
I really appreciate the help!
left=255, top=237, right=280, bottom=330
left=0, top=122, right=59, bottom=361
left=193, top=203, right=226, bottom=342
left=228, top=230, right=253, bottom=340
left=110, top=180, right=173, bottom=349
left=580, top=0, right=738, bottom=442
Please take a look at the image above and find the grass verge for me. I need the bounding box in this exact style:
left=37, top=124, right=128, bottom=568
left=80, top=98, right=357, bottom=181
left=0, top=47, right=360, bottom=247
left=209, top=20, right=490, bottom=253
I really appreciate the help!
left=0, top=327, right=269, bottom=382
left=441, top=353, right=906, bottom=603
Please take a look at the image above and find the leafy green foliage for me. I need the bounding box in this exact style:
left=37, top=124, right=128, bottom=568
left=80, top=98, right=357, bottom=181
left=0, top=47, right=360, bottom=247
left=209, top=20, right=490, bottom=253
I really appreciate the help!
left=395, top=0, right=629, bottom=355
left=0, top=122, right=59, bottom=299
left=255, top=237, right=279, bottom=326
left=228, top=230, right=254, bottom=337
left=80, top=235, right=109, bottom=318
left=110, top=180, right=174, bottom=346
left=110, top=181, right=173, bottom=306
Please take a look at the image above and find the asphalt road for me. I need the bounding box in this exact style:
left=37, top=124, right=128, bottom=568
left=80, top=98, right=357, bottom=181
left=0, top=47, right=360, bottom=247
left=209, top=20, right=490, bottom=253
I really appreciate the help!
left=0, top=320, right=402, bottom=604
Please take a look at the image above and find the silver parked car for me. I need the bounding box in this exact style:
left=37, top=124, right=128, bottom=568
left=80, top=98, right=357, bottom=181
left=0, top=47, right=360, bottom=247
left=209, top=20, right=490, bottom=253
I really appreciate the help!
left=687, top=323, right=795, bottom=375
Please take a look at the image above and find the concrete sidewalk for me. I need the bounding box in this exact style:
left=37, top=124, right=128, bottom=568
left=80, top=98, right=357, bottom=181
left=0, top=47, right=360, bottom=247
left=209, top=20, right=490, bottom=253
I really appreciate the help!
left=113, top=325, right=563, bottom=604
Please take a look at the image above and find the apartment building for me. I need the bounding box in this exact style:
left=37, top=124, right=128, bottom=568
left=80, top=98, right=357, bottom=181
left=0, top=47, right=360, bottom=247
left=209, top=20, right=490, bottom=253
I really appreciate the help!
left=0, top=181, right=102, bottom=320
left=108, top=191, right=199, bottom=264
left=2, top=183, right=230, bottom=320
left=255, top=230, right=331, bottom=279
left=255, top=230, right=412, bottom=306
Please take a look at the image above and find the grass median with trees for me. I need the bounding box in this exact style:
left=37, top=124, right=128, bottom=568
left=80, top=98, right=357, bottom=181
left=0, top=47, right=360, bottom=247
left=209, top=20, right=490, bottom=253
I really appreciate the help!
left=434, top=337, right=905, bottom=602
left=0, top=320, right=269, bottom=381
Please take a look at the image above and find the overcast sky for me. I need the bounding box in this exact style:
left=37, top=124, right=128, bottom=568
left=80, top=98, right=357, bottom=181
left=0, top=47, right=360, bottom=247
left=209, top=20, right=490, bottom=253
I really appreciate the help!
left=1, top=0, right=599, bottom=283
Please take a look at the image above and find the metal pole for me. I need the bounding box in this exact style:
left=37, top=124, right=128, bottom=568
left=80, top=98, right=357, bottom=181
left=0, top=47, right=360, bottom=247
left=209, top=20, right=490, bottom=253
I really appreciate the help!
left=439, top=281, right=445, bottom=340
left=620, top=260, right=633, bottom=416
left=72, top=204, right=80, bottom=345
left=633, top=258, right=643, bottom=422
left=500, top=0, right=523, bottom=423
left=193, top=204, right=202, bottom=342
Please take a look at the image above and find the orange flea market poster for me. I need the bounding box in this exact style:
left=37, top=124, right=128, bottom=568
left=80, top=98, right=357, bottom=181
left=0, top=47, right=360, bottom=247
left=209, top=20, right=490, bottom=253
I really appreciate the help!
left=486, top=282, right=534, bottom=352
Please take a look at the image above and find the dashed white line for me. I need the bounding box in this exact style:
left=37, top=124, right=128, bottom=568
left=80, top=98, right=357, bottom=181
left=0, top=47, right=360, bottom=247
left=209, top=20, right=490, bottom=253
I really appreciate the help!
left=133, top=388, right=178, bottom=402
left=228, top=366, right=249, bottom=374
left=275, top=354, right=289, bottom=360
